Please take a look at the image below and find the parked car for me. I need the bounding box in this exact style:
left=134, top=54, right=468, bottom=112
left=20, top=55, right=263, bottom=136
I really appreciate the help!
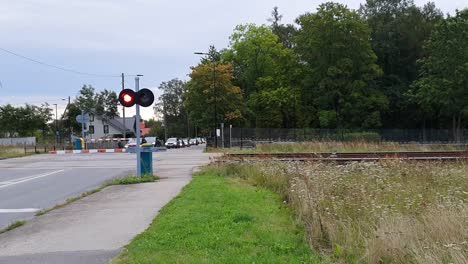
left=189, top=138, right=199, bottom=145
left=165, top=138, right=180, bottom=149
left=177, top=138, right=185, bottom=148
left=182, top=138, right=190, bottom=147
left=145, top=137, right=163, bottom=147
left=124, top=139, right=137, bottom=148
left=125, top=137, right=163, bottom=148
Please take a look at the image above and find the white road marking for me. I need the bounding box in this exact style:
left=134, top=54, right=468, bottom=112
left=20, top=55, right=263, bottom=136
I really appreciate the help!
left=0, top=208, right=40, bottom=213
left=0, top=167, right=133, bottom=170
left=0, top=170, right=64, bottom=189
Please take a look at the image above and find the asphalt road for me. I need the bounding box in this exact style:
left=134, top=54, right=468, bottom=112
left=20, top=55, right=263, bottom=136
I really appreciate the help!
left=0, top=152, right=137, bottom=230
left=0, top=145, right=212, bottom=264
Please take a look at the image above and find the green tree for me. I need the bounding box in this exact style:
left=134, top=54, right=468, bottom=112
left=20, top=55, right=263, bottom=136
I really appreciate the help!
left=96, top=89, right=119, bottom=119
left=186, top=63, right=244, bottom=132
left=0, top=104, right=20, bottom=137
left=249, top=87, right=301, bottom=128
left=411, top=9, right=468, bottom=141
left=146, top=119, right=165, bottom=139
left=0, top=104, right=52, bottom=137
left=295, top=2, right=387, bottom=129
left=223, top=24, right=301, bottom=127
left=154, top=79, right=188, bottom=137
left=268, top=6, right=297, bottom=49
left=76, top=85, right=96, bottom=112
left=224, top=24, right=298, bottom=96
left=360, top=0, right=443, bottom=128
left=75, top=85, right=119, bottom=119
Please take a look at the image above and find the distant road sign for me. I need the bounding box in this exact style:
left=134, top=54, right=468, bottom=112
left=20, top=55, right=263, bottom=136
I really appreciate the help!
left=76, top=114, right=90, bottom=123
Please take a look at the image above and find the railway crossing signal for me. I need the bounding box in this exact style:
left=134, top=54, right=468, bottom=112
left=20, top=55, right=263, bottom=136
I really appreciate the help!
left=119, top=88, right=154, bottom=107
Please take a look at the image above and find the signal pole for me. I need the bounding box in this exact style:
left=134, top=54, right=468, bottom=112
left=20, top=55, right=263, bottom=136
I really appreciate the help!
left=122, top=73, right=126, bottom=140
left=135, top=75, right=143, bottom=178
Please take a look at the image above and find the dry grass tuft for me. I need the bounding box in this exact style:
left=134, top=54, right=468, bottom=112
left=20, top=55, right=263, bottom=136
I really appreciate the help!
left=0, top=147, right=27, bottom=159
left=212, top=161, right=468, bottom=263
left=239, top=141, right=468, bottom=153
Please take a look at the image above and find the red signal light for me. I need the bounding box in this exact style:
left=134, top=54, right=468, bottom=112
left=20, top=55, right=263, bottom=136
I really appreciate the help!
left=119, top=89, right=136, bottom=107
left=118, top=88, right=155, bottom=108
left=123, top=94, right=133, bottom=103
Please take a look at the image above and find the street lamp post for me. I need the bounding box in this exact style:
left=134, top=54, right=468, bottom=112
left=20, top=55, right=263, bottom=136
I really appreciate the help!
left=53, top=103, right=58, bottom=145
left=61, top=96, right=71, bottom=143
left=194, top=51, right=217, bottom=148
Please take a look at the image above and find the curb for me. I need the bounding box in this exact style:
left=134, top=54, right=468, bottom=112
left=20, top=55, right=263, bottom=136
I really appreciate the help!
left=49, top=149, right=126, bottom=155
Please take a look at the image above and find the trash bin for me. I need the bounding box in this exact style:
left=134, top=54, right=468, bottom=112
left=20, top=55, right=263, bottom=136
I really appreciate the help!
left=140, top=144, right=153, bottom=175
left=75, top=139, right=83, bottom=150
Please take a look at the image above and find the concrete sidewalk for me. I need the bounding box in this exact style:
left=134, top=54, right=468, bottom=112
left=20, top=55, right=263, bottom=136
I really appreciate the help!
left=0, top=146, right=213, bottom=264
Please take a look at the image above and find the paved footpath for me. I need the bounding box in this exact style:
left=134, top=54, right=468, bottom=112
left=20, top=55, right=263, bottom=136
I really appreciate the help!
left=0, top=146, right=213, bottom=264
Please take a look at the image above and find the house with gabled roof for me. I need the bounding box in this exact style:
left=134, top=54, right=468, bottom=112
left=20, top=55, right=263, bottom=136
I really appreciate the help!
left=85, top=112, right=136, bottom=139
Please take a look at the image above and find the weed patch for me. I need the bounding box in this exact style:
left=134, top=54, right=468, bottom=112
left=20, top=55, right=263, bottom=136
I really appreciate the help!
left=209, top=161, right=468, bottom=263
left=0, top=221, right=26, bottom=235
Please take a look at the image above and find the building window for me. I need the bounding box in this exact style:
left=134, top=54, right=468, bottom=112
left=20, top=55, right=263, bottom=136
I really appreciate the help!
left=89, top=125, right=95, bottom=134
left=89, top=114, right=94, bottom=122
left=104, top=125, right=109, bottom=134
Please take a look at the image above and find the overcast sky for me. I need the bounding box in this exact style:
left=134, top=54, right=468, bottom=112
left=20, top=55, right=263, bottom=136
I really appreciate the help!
left=0, top=0, right=465, bottom=119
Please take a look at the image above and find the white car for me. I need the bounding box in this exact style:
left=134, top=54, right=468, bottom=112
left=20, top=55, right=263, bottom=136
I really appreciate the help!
left=165, top=138, right=180, bottom=149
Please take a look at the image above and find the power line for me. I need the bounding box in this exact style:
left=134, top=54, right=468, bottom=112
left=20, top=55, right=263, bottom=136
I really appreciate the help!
left=0, top=47, right=121, bottom=78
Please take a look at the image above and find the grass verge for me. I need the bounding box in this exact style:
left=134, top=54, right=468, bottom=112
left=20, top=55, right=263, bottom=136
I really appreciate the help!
left=214, top=162, right=468, bottom=263
left=0, top=221, right=26, bottom=235
left=0, top=147, right=30, bottom=160
left=36, top=174, right=158, bottom=216
left=113, top=171, right=316, bottom=264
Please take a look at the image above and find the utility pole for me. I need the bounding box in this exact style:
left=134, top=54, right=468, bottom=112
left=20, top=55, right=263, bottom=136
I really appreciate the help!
left=122, top=73, right=126, bottom=140
left=163, top=100, right=168, bottom=141
left=81, top=109, right=85, bottom=139
left=68, top=96, right=71, bottom=143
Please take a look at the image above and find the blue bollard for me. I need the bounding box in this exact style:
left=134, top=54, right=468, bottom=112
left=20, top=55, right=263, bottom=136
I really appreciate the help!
left=75, top=139, right=82, bottom=150
left=140, top=146, right=153, bottom=176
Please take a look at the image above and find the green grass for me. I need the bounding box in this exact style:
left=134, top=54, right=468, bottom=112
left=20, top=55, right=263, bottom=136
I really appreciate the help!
left=0, top=220, right=26, bottom=235
left=107, top=174, right=157, bottom=185
left=114, top=171, right=316, bottom=264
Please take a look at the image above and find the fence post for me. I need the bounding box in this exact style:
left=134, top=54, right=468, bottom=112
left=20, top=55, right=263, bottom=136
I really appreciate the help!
left=240, top=128, right=243, bottom=150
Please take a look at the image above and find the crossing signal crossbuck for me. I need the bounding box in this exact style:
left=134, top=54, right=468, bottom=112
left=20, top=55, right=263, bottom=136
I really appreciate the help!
left=119, top=88, right=155, bottom=107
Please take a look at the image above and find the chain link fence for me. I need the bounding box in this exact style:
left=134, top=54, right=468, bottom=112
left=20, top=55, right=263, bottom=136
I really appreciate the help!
left=207, top=128, right=468, bottom=148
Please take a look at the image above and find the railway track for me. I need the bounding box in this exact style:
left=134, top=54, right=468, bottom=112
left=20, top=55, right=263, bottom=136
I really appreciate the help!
left=218, top=151, right=468, bottom=163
